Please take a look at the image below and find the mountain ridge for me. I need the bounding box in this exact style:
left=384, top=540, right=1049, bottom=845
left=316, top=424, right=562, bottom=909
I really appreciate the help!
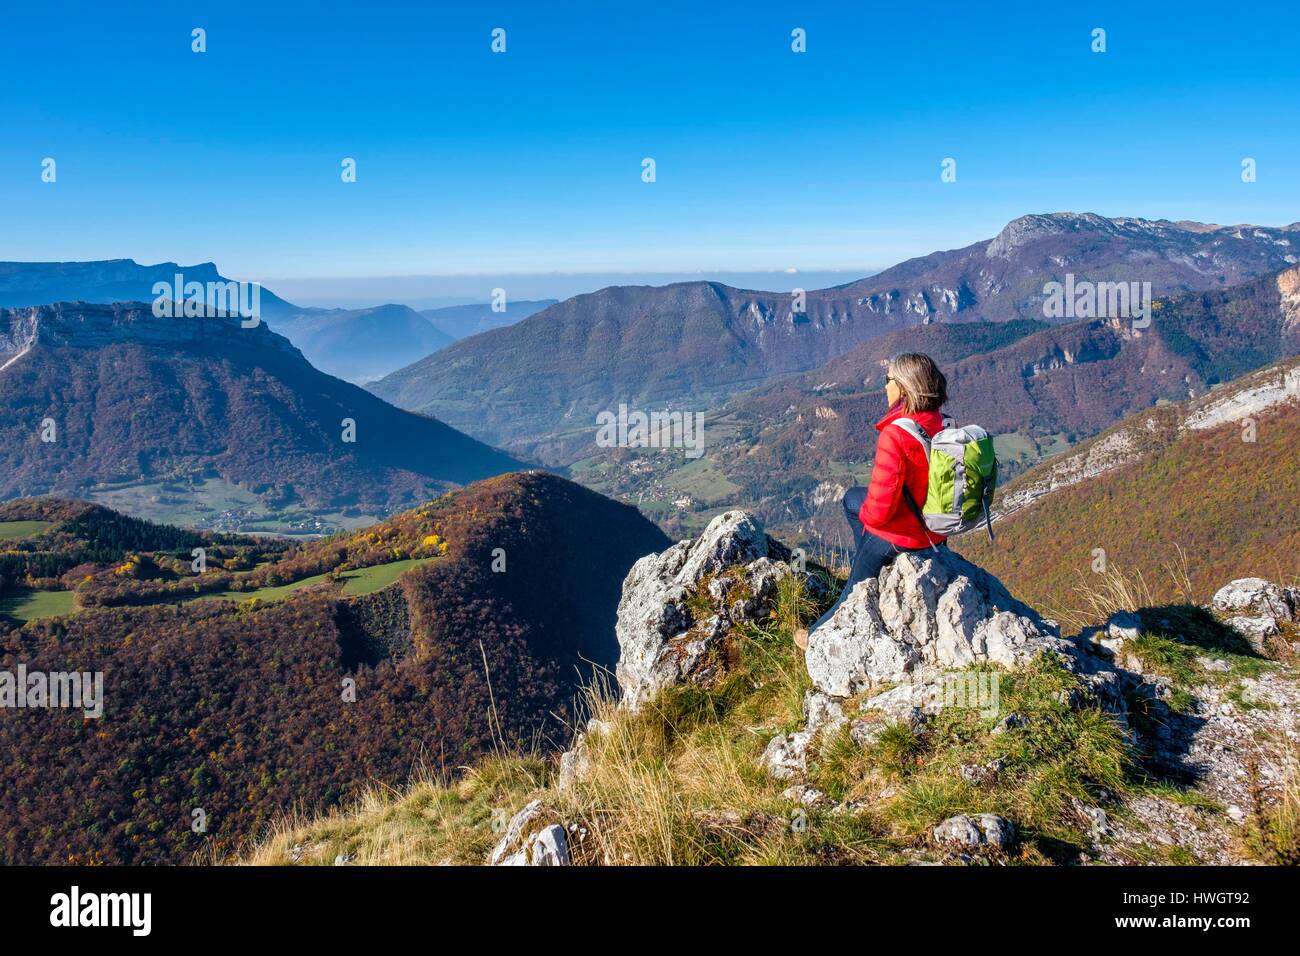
left=0, top=301, right=526, bottom=530
left=571, top=263, right=1300, bottom=543
left=371, top=214, right=1300, bottom=459
left=0, top=258, right=300, bottom=318
left=957, top=353, right=1300, bottom=612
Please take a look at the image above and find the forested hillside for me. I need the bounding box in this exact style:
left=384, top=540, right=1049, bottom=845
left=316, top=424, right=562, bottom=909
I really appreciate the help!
left=0, top=472, right=667, bottom=864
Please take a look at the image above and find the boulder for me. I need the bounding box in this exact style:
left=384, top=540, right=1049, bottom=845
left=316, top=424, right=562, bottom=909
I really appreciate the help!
left=849, top=684, right=931, bottom=746
left=959, top=758, right=1007, bottom=785
left=933, top=813, right=1016, bottom=850
left=1212, top=578, right=1295, bottom=623
left=556, top=718, right=612, bottom=792
left=615, top=510, right=794, bottom=709
left=858, top=683, right=937, bottom=723
left=490, top=800, right=571, bottom=866
left=990, top=712, right=1026, bottom=736
left=781, top=784, right=827, bottom=806
left=1211, top=578, right=1295, bottom=654
left=759, top=690, right=847, bottom=780
left=1224, top=615, right=1280, bottom=652
left=805, top=548, right=1100, bottom=699
left=759, top=731, right=811, bottom=781
left=1106, top=611, right=1144, bottom=639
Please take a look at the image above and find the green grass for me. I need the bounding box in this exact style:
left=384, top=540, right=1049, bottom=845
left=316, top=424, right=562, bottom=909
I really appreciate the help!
left=198, top=556, right=438, bottom=605
left=993, top=433, right=1038, bottom=466
left=339, top=558, right=436, bottom=596
left=0, top=520, right=53, bottom=541
left=667, top=456, right=743, bottom=502
left=199, top=572, right=334, bottom=604
left=0, top=588, right=76, bottom=623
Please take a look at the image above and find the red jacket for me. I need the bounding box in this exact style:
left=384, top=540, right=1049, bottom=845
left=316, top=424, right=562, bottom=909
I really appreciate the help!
left=857, top=403, right=947, bottom=548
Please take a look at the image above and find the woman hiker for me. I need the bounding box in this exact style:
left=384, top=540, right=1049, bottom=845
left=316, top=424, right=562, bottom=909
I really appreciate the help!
left=794, top=352, right=949, bottom=650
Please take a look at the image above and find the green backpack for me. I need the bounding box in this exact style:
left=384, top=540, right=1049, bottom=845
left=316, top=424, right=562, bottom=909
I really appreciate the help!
left=893, top=417, right=998, bottom=545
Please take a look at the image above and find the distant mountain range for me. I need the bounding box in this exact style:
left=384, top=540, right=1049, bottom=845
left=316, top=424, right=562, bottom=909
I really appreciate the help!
left=0, top=259, right=549, bottom=384
left=268, top=300, right=556, bottom=382
left=6, top=215, right=1300, bottom=539
left=267, top=303, right=457, bottom=382
left=574, top=262, right=1300, bottom=544
left=830, top=213, right=1300, bottom=322
left=0, top=301, right=524, bottom=530
left=420, top=299, right=556, bottom=340
left=0, top=258, right=300, bottom=318
left=370, top=214, right=1300, bottom=460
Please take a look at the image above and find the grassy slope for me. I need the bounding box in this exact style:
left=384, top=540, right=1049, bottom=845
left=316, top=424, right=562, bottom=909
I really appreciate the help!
left=0, top=520, right=53, bottom=541
left=244, top=562, right=1300, bottom=867
left=0, top=588, right=76, bottom=623
left=958, top=400, right=1300, bottom=615
left=0, top=498, right=441, bottom=623
left=196, top=557, right=438, bottom=604
left=243, top=574, right=1182, bottom=866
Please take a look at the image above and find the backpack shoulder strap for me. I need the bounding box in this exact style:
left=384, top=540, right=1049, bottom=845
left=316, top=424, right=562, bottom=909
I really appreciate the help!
left=890, top=417, right=939, bottom=552
left=891, top=416, right=931, bottom=451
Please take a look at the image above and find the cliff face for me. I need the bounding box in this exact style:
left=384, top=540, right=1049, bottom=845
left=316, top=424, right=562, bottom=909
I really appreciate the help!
left=0, top=258, right=298, bottom=317
left=1, top=301, right=302, bottom=360
left=1279, top=263, right=1300, bottom=334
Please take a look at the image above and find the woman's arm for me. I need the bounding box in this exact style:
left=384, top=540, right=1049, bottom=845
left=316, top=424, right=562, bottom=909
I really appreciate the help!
left=859, top=426, right=906, bottom=528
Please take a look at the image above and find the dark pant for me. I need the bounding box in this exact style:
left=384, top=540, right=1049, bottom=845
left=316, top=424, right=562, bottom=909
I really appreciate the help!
left=809, top=487, right=935, bottom=633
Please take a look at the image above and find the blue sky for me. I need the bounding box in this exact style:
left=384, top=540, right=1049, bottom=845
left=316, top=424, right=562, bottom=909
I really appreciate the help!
left=2, top=0, right=1298, bottom=291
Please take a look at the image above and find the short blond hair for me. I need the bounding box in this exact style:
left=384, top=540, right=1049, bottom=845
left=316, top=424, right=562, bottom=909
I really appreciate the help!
left=889, top=353, right=948, bottom=413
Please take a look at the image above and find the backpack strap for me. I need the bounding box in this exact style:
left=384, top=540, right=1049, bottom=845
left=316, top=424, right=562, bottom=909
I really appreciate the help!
left=981, top=458, right=997, bottom=544
left=892, top=416, right=931, bottom=451
left=891, top=417, right=939, bottom=552
left=901, top=486, right=940, bottom=552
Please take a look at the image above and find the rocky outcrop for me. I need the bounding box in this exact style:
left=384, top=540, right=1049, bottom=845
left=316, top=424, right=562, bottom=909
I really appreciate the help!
left=614, top=510, right=796, bottom=710
left=1212, top=576, right=1297, bottom=621
left=804, top=547, right=1115, bottom=700
left=769, top=538, right=1131, bottom=784
left=1212, top=577, right=1297, bottom=653
left=933, top=813, right=1016, bottom=850
left=759, top=691, right=847, bottom=780
left=556, top=718, right=611, bottom=792
left=489, top=800, right=570, bottom=866
left=610, top=511, right=1128, bottom=787
left=562, top=511, right=1300, bottom=866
